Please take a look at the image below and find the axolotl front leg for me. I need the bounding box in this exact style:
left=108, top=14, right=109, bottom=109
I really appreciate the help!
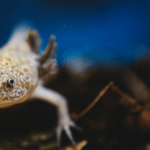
left=26, top=30, right=78, bottom=145
left=31, top=84, right=76, bottom=145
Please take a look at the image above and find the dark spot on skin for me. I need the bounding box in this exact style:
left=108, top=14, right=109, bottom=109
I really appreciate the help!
left=2, top=98, right=7, bottom=101
left=1, top=82, right=5, bottom=85
left=1, top=73, right=3, bottom=75
left=24, top=68, right=27, bottom=72
left=15, top=90, right=17, bottom=94
left=18, top=91, right=21, bottom=94
left=9, top=96, right=14, bottom=100
left=26, top=77, right=29, bottom=80
left=6, top=63, right=8, bottom=65
left=4, top=88, right=8, bottom=93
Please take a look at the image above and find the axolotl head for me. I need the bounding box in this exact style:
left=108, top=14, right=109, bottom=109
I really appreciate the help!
left=0, top=56, right=38, bottom=108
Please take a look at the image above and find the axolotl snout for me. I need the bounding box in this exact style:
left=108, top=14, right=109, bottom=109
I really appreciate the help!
left=0, top=26, right=77, bottom=145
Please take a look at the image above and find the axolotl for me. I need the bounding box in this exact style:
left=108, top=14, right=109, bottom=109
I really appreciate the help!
left=0, top=26, right=77, bottom=145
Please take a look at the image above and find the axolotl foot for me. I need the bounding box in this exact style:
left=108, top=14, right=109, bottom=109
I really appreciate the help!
left=31, top=84, right=80, bottom=146
left=56, top=116, right=77, bottom=145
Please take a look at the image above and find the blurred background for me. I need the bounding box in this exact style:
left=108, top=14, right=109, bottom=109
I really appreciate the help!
left=0, top=0, right=150, bottom=70
left=0, top=1, right=150, bottom=150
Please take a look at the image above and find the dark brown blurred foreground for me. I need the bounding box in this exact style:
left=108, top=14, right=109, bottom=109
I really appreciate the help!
left=0, top=65, right=150, bottom=150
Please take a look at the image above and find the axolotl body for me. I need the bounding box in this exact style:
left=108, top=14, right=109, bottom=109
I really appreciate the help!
left=0, top=27, right=76, bottom=145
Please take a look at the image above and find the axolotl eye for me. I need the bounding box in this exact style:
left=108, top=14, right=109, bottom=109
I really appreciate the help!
left=7, top=78, right=15, bottom=88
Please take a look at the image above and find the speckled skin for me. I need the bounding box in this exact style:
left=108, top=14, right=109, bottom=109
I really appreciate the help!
left=0, top=39, right=39, bottom=108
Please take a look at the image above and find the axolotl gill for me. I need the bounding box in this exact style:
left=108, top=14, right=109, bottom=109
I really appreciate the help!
left=0, top=26, right=77, bottom=145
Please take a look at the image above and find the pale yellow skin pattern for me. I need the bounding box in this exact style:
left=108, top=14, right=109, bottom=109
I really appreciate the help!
left=0, top=28, right=76, bottom=145
left=0, top=40, right=38, bottom=107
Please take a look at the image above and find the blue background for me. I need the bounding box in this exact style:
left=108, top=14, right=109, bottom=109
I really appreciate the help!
left=0, top=0, right=150, bottom=69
